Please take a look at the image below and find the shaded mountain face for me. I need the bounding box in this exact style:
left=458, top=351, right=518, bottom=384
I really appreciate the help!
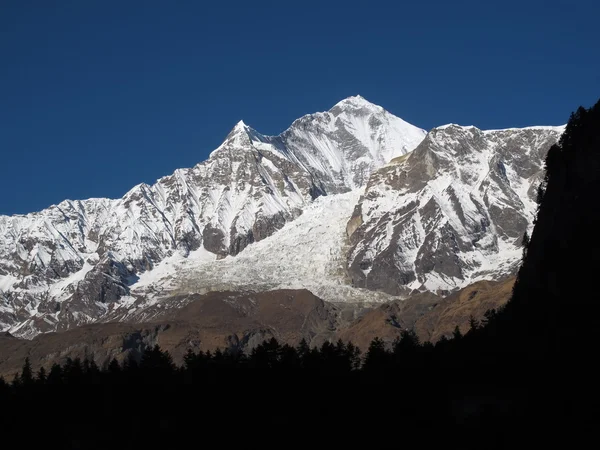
left=0, top=95, right=563, bottom=340
left=346, top=124, right=563, bottom=296
left=503, top=100, right=600, bottom=354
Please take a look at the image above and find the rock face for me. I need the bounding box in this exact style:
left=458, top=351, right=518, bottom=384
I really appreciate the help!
left=346, top=125, right=563, bottom=296
left=0, top=96, right=426, bottom=338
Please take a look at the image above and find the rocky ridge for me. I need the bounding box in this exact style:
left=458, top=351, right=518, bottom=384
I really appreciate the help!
left=347, top=124, right=563, bottom=295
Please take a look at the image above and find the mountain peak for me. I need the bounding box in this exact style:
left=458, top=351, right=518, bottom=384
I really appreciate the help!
left=222, top=120, right=254, bottom=147
left=228, top=120, right=250, bottom=135
left=332, top=95, right=380, bottom=111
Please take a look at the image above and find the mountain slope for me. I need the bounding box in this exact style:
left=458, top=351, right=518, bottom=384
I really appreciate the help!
left=0, top=289, right=342, bottom=378
left=346, top=124, right=564, bottom=295
left=0, top=96, right=426, bottom=337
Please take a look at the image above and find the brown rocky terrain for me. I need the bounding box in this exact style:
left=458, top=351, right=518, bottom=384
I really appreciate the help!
left=414, top=277, right=515, bottom=342
left=337, top=278, right=514, bottom=349
left=337, top=291, right=442, bottom=349
left=0, top=289, right=342, bottom=378
left=0, top=279, right=515, bottom=378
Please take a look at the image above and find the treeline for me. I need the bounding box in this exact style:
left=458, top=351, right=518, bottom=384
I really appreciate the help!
left=1, top=318, right=492, bottom=390
left=0, top=320, right=507, bottom=448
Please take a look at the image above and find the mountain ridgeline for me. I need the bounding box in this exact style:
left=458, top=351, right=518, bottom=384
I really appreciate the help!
left=0, top=96, right=562, bottom=338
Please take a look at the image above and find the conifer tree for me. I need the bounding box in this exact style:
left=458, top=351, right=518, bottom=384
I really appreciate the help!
left=183, top=349, right=197, bottom=371
left=320, top=341, right=336, bottom=370
left=108, top=358, right=121, bottom=375
left=279, top=344, right=300, bottom=369
left=345, top=342, right=361, bottom=371
left=20, top=357, right=34, bottom=386
left=124, top=352, right=139, bottom=372
left=140, top=345, right=175, bottom=374
left=364, top=337, right=389, bottom=370
left=64, top=357, right=84, bottom=384
left=297, top=338, right=310, bottom=367
left=394, top=329, right=420, bottom=352
left=11, top=372, right=21, bottom=388
left=452, top=326, right=463, bottom=341
left=36, top=366, right=47, bottom=384
left=391, top=330, right=421, bottom=370
left=88, top=358, right=100, bottom=376
left=83, top=356, right=91, bottom=373
left=468, top=315, right=479, bottom=332
left=47, top=363, right=63, bottom=384
left=213, top=348, right=223, bottom=362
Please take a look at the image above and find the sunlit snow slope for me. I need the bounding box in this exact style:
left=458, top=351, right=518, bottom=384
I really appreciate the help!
left=0, top=96, right=426, bottom=337
left=106, top=190, right=396, bottom=322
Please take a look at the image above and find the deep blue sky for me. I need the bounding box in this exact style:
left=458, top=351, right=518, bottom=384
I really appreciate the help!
left=1, top=0, right=598, bottom=215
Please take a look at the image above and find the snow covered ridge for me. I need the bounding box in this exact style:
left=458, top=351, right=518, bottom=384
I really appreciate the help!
left=347, top=123, right=565, bottom=296
left=0, top=95, right=427, bottom=338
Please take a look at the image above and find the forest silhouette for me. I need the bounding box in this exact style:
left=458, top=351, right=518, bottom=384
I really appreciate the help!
left=1, top=99, right=599, bottom=449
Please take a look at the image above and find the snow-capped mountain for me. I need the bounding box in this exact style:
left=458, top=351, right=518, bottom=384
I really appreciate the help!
left=346, top=124, right=564, bottom=296
left=0, top=96, right=427, bottom=337
left=0, top=96, right=564, bottom=339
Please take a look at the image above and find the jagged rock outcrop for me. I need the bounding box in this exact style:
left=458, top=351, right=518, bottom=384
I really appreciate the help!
left=346, top=124, right=563, bottom=296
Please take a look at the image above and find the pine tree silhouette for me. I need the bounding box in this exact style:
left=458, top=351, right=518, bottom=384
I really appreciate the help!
left=36, top=366, right=47, bottom=384
left=364, top=337, right=389, bottom=370
left=20, top=357, right=34, bottom=386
